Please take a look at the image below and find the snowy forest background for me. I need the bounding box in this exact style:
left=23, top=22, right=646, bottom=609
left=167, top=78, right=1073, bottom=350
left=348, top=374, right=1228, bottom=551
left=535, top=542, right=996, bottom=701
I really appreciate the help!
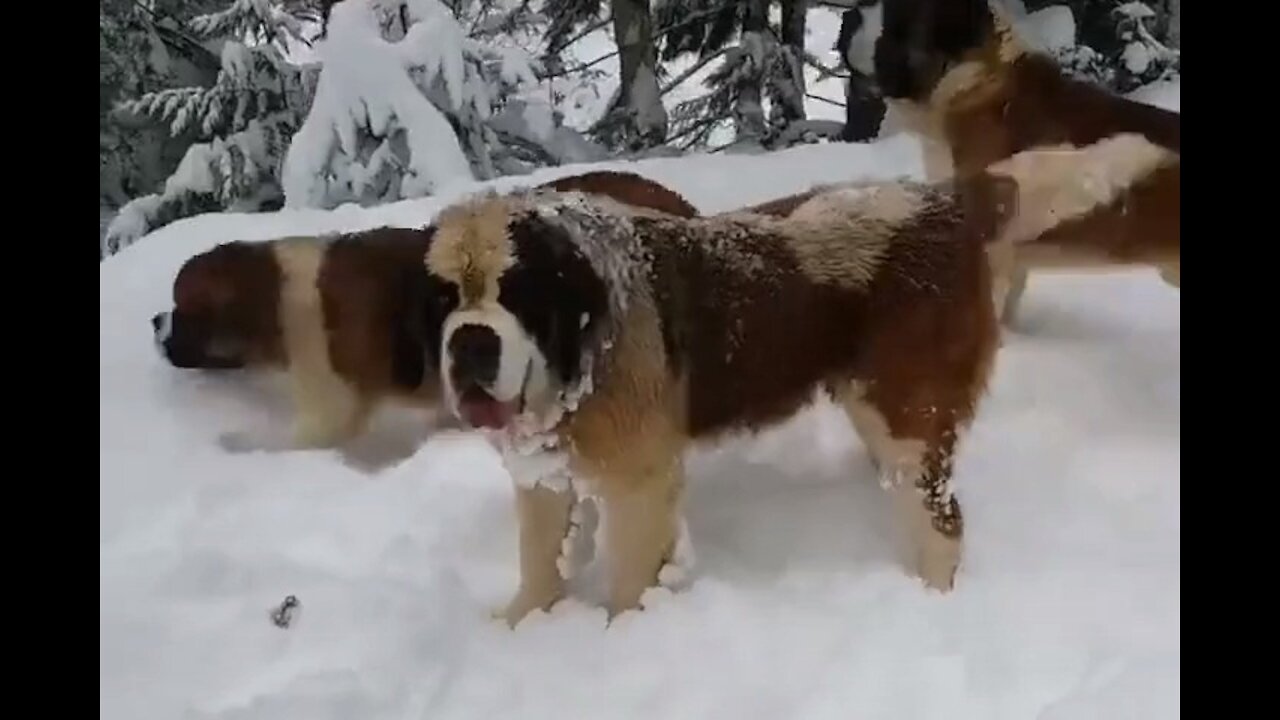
left=99, top=0, right=1181, bottom=260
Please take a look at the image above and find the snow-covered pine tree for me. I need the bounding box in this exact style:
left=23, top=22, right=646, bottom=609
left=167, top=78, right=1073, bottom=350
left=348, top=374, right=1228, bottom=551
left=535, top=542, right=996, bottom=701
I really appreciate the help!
left=544, top=0, right=670, bottom=152
left=774, top=0, right=808, bottom=128
left=454, top=0, right=607, bottom=172
left=659, top=0, right=809, bottom=151
left=100, top=0, right=226, bottom=257
left=103, top=0, right=322, bottom=257
left=104, top=0, right=560, bottom=254
left=1022, top=0, right=1179, bottom=93
left=282, top=0, right=543, bottom=209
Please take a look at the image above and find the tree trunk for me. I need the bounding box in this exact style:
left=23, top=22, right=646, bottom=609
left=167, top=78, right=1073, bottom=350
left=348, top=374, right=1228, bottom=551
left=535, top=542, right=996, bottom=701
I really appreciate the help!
left=611, top=0, right=668, bottom=149
left=776, top=0, right=808, bottom=126
left=734, top=0, right=770, bottom=146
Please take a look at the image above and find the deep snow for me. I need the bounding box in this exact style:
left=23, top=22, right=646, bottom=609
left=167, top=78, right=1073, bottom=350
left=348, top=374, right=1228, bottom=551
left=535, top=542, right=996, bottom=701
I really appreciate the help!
left=102, top=114, right=1180, bottom=719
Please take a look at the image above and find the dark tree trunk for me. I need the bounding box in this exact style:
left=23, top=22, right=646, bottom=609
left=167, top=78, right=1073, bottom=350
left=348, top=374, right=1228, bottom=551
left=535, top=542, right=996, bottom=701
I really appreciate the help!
left=733, top=0, right=769, bottom=145
left=611, top=0, right=668, bottom=149
left=777, top=0, right=809, bottom=125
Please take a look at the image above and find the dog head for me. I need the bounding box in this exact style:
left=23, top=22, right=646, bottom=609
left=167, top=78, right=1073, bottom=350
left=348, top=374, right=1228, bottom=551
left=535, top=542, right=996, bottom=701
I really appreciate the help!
left=152, top=241, right=283, bottom=370
left=423, top=195, right=609, bottom=431
left=872, top=0, right=1008, bottom=102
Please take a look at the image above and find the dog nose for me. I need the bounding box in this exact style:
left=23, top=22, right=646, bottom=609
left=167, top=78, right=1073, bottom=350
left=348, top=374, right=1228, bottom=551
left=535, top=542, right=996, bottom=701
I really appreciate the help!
left=448, top=323, right=501, bottom=387
left=152, top=311, right=173, bottom=343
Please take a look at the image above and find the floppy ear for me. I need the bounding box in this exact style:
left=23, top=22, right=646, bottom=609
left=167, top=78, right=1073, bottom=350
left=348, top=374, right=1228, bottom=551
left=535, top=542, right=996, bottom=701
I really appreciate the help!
left=503, top=212, right=610, bottom=387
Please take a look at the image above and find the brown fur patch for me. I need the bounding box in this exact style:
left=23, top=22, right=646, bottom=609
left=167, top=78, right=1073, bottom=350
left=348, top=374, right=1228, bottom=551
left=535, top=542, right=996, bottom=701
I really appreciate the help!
left=317, top=226, right=439, bottom=397
left=647, top=188, right=994, bottom=439
left=734, top=189, right=826, bottom=218
left=537, top=171, right=699, bottom=218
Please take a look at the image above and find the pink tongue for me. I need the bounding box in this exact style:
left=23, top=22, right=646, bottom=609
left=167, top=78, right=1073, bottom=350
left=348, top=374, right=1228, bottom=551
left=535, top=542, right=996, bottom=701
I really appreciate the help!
left=459, top=395, right=516, bottom=430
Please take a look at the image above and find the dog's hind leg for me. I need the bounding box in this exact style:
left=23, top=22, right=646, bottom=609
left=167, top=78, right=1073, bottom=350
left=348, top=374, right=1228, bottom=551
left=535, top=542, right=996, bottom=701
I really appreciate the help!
left=836, top=381, right=973, bottom=592
left=1001, top=265, right=1029, bottom=326
left=987, top=239, right=1027, bottom=328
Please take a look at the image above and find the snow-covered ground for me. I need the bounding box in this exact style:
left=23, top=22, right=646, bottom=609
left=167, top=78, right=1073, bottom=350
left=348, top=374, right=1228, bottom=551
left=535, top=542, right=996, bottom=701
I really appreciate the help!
left=101, top=87, right=1181, bottom=720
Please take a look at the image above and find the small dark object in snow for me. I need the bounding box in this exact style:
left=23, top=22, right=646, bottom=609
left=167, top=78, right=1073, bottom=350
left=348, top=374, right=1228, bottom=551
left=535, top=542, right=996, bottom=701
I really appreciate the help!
left=271, top=595, right=300, bottom=628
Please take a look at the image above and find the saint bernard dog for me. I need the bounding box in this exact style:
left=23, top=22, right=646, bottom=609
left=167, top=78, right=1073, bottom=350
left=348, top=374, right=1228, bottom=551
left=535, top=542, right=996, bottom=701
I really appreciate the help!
left=422, top=164, right=1042, bottom=626
left=853, top=0, right=1181, bottom=323
left=151, top=171, right=700, bottom=449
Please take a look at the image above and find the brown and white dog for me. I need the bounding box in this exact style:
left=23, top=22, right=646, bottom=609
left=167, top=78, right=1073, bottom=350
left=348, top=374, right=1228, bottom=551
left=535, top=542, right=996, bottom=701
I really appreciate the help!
left=862, top=0, right=1181, bottom=323
left=151, top=227, right=442, bottom=448
left=423, top=165, right=1036, bottom=625
left=151, top=171, right=700, bottom=449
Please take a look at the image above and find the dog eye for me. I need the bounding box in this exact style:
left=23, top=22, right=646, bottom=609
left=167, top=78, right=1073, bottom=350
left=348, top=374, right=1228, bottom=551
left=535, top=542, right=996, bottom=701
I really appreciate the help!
left=436, top=286, right=458, bottom=312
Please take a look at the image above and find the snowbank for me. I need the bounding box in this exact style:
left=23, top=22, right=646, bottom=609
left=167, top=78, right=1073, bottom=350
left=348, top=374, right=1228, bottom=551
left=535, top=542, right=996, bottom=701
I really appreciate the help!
left=102, top=132, right=1179, bottom=719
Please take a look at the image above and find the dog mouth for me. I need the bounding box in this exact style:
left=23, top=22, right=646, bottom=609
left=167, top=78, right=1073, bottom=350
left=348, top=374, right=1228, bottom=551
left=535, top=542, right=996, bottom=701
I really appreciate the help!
left=456, top=359, right=532, bottom=431
left=165, top=352, right=246, bottom=370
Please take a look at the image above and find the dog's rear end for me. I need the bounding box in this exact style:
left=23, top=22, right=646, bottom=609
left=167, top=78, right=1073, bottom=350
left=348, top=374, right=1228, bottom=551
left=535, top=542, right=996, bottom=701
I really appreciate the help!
left=988, top=134, right=1179, bottom=271
left=865, top=0, right=1181, bottom=321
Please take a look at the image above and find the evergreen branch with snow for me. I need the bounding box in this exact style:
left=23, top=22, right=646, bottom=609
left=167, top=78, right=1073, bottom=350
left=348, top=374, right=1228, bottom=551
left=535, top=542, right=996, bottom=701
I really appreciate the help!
left=103, top=113, right=299, bottom=256
left=653, top=0, right=743, bottom=62
left=189, top=0, right=320, bottom=47
left=119, top=41, right=316, bottom=140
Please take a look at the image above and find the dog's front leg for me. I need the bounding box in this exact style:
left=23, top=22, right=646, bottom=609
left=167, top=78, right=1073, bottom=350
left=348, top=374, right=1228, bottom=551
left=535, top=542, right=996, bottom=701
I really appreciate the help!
left=288, top=363, right=370, bottom=448
left=986, top=239, right=1026, bottom=328
left=497, top=480, right=577, bottom=628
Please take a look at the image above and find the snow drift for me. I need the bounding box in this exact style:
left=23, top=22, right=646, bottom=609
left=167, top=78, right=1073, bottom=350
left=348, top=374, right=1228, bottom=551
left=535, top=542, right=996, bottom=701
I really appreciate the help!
left=102, top=128, right=1179, bottom=719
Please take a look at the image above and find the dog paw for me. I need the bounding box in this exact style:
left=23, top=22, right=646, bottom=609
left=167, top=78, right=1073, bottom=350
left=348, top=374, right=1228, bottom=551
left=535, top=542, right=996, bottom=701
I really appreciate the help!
left=915, top=539, right=961, bottom=593
left=492, top=589, right=562, bottom=628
